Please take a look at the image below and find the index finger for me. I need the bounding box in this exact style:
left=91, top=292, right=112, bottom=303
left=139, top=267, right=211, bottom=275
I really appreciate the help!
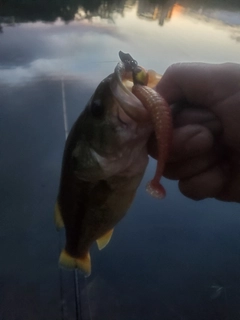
left=156, top=62, right=240, bottom=110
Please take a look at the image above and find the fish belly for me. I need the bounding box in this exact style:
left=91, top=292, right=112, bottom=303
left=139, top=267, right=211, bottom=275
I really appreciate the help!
left=57, top=170, right=145, bottom=276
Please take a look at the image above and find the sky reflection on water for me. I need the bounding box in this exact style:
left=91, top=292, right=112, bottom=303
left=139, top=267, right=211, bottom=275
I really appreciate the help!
left=0, top=1, right=240, bottom=85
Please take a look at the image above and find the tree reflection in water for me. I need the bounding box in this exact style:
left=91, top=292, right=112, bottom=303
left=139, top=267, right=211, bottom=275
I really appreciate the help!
left=0, top=0, right=240, bottom=24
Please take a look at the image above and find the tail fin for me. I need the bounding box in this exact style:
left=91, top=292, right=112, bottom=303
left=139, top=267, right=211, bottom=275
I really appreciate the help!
left=59, top=249, right=91, bottom=277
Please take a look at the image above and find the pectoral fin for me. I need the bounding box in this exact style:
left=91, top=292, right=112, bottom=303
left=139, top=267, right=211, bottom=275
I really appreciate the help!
left=59, top=249, right=91, bottom=277
left=96, top=229, right=114, bottom=250
left=54, top=202, right=64, bottom=230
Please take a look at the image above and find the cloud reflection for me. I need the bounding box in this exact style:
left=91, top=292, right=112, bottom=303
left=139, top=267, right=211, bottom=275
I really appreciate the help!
left=0, top=20, right=126, bottom=84
left=0, top=1, right=239, bottom=85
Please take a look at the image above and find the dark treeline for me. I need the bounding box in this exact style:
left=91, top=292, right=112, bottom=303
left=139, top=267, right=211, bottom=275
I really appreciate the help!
left=0, top=0, right=83, bottom=22
left=0, top=0, right=239, bottom=23
left=0, top=0, right=132, bottom=22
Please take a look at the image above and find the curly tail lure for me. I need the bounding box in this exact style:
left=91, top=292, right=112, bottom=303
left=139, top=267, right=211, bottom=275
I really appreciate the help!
left=132, top=84, right=172, bottom=199
left=119, top=52, right=173, bottom=199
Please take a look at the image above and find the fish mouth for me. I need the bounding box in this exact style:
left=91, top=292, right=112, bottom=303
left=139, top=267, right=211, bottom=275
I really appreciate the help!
left=110, top=59, right=162, bottom=124
left=110, top=61, right=150, bottom=123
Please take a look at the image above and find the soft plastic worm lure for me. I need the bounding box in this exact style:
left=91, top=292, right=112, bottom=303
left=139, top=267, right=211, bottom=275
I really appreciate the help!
left=132, top=84, right=172, bottom=199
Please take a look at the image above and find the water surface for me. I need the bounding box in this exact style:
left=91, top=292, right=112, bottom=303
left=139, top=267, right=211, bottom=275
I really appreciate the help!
left=0, top=1, right=240, bottom=319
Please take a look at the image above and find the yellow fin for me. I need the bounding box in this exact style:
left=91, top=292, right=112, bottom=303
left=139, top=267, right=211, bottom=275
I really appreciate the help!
left=96, top=229, right=114, bottom=250
left=59, top=249, right=76, bottom=269
left=59, top=249, right=91, bottom=277
left=76, top=252, right=91, bottom=277
left=54, top=202, right=64, bottom=230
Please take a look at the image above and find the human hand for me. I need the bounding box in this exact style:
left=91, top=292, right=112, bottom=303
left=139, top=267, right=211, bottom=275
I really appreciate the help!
left=149, top=62, right=240, bottom=202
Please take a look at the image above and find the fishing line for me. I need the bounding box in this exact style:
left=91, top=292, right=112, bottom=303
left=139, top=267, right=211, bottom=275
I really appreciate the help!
left=85, top=277, right=93, bottom=320
left=60, top=77, right=92, bottom=320
left=74, top=270, right=82, bottom=320
left=61, top=78, right=69, bottom=139
left=58, top=77, right=69, bottom=320
left=61, top=77, right=82, bottom=320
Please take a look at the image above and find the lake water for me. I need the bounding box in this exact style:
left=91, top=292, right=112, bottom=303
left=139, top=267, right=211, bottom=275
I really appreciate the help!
left=0, top=1, right=240, bottom=319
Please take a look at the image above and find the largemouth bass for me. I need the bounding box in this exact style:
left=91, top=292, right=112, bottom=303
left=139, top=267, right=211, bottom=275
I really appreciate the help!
left=55, top=52, right=172, bottom=276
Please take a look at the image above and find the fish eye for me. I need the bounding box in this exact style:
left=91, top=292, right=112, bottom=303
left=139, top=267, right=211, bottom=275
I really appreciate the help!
left=91, top=99, right=104, bottom=117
